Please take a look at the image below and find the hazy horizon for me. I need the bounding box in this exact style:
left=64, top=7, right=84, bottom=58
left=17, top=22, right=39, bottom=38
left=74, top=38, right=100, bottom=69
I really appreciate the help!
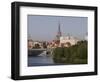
left=28, top=15, right=87, bottom=41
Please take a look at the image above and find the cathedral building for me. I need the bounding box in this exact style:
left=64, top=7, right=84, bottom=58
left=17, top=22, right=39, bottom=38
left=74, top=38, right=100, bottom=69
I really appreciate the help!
left=54, top=22, right=80, bottom=47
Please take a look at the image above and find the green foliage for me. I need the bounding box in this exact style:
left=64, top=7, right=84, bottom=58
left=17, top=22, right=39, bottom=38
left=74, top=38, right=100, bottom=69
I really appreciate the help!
left=53, top=40, right=88, bottom=64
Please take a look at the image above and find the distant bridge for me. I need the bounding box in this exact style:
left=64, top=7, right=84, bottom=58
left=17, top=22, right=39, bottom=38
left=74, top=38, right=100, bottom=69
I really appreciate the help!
left=28, top=48, right=53, bottom=56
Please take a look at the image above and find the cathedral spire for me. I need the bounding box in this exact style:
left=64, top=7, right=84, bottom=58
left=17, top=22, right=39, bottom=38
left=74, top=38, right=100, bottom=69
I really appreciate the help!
left=56, top=22, right=62, bottom=40
left=58, top=22, right=62, bottom=36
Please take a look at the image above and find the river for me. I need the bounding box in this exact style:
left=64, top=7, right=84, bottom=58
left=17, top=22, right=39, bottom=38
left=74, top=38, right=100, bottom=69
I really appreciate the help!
left=28, top=55, right=56, bottom=66
left=28, top=49, right=57, bottom=66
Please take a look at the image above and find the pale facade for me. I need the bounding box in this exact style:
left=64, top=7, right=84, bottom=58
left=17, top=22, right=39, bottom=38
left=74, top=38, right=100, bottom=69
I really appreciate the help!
left=60, top=36, right=79, bottom=47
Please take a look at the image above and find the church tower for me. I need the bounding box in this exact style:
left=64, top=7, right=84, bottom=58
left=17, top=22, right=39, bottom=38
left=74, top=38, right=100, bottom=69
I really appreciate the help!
left=56, top=22, right=62, bottom=40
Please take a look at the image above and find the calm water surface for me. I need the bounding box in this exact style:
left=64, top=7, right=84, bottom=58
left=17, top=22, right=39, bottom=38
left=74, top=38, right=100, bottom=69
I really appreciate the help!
left=28, top=55, right=56, bottom=66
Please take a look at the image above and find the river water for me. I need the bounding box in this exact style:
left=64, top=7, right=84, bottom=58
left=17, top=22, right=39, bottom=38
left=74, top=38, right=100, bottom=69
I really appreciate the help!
left=28, top=55, right=55, bottom=66
left=28, top=52, right=55, bottom=66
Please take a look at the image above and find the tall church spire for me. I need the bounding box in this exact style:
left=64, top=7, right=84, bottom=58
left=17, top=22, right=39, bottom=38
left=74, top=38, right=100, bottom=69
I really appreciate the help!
left=58, top=22, right=62, bottom=36
left=56, top=22, right=62, bottom=40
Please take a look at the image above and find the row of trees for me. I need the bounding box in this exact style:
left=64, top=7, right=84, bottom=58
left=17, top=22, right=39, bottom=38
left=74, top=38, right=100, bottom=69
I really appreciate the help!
left=53, top=41, right=87, bottom=64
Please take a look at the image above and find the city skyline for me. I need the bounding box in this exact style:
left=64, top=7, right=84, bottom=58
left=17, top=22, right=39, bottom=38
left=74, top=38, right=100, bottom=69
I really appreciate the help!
left=28, top=15, right=87, bottom=41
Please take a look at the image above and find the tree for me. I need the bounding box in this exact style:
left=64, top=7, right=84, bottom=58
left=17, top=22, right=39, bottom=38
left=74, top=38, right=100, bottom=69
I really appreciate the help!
left=43, top=42, right=47, bottom=48
left=53, top=41, right=88, bottom=64
left=34, top=44, right=40, bottom=48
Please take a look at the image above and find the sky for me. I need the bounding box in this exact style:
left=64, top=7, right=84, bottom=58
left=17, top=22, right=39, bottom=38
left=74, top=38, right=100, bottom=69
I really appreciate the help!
left=28, top=15, right=87, bottom=41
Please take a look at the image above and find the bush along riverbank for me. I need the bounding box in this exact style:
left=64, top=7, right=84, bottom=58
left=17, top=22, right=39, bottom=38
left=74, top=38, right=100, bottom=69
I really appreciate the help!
left=53, top=40, right=87, bottom=64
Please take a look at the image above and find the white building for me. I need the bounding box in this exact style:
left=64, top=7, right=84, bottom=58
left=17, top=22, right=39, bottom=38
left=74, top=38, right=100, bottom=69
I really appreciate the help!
left=60, top=36, right=79, bottom=47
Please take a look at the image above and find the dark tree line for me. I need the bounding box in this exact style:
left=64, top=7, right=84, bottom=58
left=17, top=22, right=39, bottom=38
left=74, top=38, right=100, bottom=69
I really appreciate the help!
left=53, top=40, right=88, bottom=64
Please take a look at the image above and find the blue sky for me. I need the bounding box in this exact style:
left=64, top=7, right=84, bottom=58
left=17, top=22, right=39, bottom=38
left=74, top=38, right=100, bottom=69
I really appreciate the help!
left=28, top=15, right=87, bottom=41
